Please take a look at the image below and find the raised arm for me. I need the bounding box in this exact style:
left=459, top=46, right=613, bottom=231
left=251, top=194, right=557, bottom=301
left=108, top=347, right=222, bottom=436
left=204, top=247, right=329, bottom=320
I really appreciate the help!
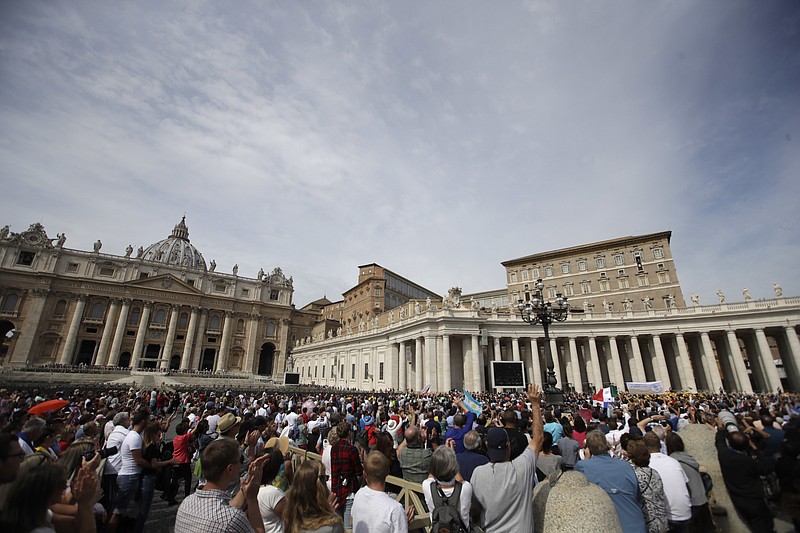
left=526, top=384, right=544, bottom=454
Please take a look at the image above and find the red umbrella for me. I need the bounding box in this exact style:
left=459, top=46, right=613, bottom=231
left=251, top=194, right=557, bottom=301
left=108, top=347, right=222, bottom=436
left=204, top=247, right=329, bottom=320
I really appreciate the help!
left=27, top=399, right=70, bottom=416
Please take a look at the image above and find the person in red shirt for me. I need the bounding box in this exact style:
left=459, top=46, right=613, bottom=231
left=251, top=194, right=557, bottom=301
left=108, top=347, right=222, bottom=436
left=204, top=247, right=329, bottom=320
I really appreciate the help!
left=164, top=421, right=196, bottom=504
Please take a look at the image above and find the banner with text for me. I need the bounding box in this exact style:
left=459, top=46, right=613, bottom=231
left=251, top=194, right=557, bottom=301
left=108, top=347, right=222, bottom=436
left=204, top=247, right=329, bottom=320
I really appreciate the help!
left=625, top=381, right=665, bottom=394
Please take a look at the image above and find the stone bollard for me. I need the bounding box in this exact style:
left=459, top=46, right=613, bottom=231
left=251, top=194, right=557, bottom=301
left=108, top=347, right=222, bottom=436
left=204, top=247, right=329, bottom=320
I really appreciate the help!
left=533, top=470, right=623, bottom=533
left=677, top=423, right=749, bottom=532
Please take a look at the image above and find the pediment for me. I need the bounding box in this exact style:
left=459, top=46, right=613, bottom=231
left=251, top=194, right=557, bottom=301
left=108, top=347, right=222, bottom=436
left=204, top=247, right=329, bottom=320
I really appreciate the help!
left=128, top=274, right=202, bottom=295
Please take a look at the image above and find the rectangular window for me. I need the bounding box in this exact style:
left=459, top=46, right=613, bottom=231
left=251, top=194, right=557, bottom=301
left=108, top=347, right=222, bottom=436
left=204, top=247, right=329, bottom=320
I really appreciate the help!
left=600, top=280, right=610, bottom=291
left=638, top=276, right=649, bottom=287
left=322, top=365, right=325, bottom=378
left=577, top=260, right=587, bottom=272
left=66, top=263, right=79, bottom=273
left=522, top=270, right=529, bottom=281
left=544, top=266, right=553, bottom=277
left=532, top=268, right=540, bottom=278
left=619, top=278, right=629, bottom=289
left=351, top=363, right=356, bottom=380
left=374, top=288, right=381, bottom=297
left=364, top=363, right=369, bottom=379
left=241, top=288, right=250, bottom=297
left=98, top=266, right=115, bottom=277
left=618, top=269, right=625, bottom=277
left=509, top=272, right=517, bottom=283
left=547, top=287, right=557, bottom=299
left=581, top=281, right=591, bottom=294
left=139, top=272, right=149, bottom=279
left=186, top=279, right=195, bottom=287
left=16, top=251, right=35, bottom=266
left=379, top=362, right=384, bottom=381
left=214, top=284, right=226, bottom=293
left=561, top=263, right=570, bottom=274
left=595, top=257, right=605, bottom=269
left=315, top=367, right=318, bottom=378
left=653, top=248, right=665, bottom=259
left=658, top=272, right=671, bottom=284
left=613, top=255, right=624, bottom=266
left=564, top=284, right=574, bottom=296
left=270, top=290, right=279, bottom=300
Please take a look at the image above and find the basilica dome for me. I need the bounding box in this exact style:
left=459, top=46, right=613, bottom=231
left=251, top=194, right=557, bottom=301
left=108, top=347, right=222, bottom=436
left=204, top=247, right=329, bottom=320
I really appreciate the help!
left=141, top=217, right=207, bottom=270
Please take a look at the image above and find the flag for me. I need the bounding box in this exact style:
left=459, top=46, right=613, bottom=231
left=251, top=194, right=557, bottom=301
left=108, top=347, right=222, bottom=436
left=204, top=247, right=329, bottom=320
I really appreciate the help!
left=420, top=384, right=431, bottom=394
left=462, top=389, right=482, bottom=415
left=592, top=387, right=616, bottom=407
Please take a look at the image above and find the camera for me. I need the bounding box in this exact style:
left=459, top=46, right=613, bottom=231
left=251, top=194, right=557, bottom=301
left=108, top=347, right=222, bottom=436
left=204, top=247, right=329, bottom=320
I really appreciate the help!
left=84, top=446, right=118, bottom=461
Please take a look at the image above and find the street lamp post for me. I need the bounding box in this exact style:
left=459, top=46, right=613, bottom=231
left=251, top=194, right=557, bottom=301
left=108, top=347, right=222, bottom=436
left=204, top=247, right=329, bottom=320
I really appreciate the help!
left=517, top=278, right=570, bottom=406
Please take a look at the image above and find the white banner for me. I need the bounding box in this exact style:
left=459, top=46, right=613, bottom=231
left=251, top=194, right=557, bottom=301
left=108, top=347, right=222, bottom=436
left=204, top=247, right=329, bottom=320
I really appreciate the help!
left=625, top=381, right=665, bottom=394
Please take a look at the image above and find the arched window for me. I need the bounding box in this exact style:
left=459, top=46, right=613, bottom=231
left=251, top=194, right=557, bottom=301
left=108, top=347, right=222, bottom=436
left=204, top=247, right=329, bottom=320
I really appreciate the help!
left=129, top=307, right=141, bottom=325
left=90, top=302, right=105, bottom=319
left=1, top=293, right=19, bottom=313
left=178, top=313, right=189, bottom=329
left=266, top=322, right=276, bottom=337
left=236, top=319, right=245, bottom=334
left=209, top=315, right=221, bottom=330
left=154, top=308, right=167, bottom=324
left=53, top=299, right=67, bottom=317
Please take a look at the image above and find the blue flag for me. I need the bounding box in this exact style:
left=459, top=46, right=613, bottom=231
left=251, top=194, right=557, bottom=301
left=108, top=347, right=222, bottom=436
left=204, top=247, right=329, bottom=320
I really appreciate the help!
left=462, top=389, right=482, bottom=415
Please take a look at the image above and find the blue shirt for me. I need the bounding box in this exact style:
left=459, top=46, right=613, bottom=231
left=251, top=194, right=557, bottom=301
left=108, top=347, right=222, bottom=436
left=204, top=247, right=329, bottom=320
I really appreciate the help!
left=543, top=421, right=564, bottom=442
left=575, top=454, right=646, bottom=533
left=444, top=412, right=475, bottom=454
left=456, top=449, right=489, bottom=483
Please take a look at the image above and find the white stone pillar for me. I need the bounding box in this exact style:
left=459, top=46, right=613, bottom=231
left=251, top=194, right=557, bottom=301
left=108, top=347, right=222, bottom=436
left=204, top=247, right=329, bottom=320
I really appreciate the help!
left=94, top=299, right=120, bottom=366
left=388, top=343, right=398, bottom=390
left=160, top=305, right=181, bottom=369
left=588, top=337, right=604, bottom=391
left=783, top=326, right=800, bottom=390
left=651, top=334, right=672, bottom=390
left=415, top=337, right=424, bottom=391
left=567, top=337, right=583, bottom=392
left=511, top=337, right=521, bottom=361
left=493, top=337, right=502, bottom=361
left=425, top=335, right=437, bottom=391
left=700, top=332, right=724, bottom=392
left=130, top=301, right=153, bottom=369
left=462, top=338, right=473, bottom=390
left=442, top=334, right=452, bottom=392
left=215, top=312, right=234, bottom=372
left=9, top=289, right=49, bottom=366
left=628, top=336, right=646, bottom=382
left=108, top=299, right=131, bottom=366
left=58, top=295, right=87, bottom=365
left=399, top=341, right=407, bottom=391
left=241, top=315, right=260, bottom=374
left=471, top=335, right=483, bottom=392
left=674, top=333, right=697, bottom=391
left=529, top=338, right=542, bottom=387
left=725, top=331, right=753, bottom=393
left=190, top=311, right=208, bottom=370
left=549, top=338, right=564, bottom=389
left=755, top=329, right=782, bottom=392
left=180, top=308, right=199, bottom=370
left=607, top=337, right=626, bottom=388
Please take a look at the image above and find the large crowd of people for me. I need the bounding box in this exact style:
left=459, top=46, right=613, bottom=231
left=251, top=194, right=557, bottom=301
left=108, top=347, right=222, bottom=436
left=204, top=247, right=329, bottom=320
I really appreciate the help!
left=0, top=381, right=798, bottom=533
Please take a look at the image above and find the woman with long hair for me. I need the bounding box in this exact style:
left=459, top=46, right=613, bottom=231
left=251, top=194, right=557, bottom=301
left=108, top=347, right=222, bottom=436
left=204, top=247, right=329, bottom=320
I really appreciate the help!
left=137, top=421, right=175, bottom=532
left=283, top=460, right=343, bottom=533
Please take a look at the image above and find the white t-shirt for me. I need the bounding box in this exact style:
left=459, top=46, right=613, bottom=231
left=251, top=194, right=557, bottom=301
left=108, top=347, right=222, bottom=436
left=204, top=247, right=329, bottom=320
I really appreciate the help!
left=351, top=486, right=408, bottom=533
left=206, top=414, right=221, bottom=434
left=422, top=479, right=473, bottom=527
left=321, top=441, right=333, bottom=491
left=104, top=426, right=130, bottom=475
left=649, top=453, right=692, bottom=522
left=104, top=420, right=116, bottom=440
left=118, top=430, right=143, bottom=476
left=257, top=485, right=285, bottom=533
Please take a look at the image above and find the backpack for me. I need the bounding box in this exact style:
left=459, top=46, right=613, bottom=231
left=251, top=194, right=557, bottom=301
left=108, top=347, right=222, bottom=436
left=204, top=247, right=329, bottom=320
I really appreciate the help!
left=357, top=426, right=371, bottom=449
left=430, top=481, right=469, bottom=533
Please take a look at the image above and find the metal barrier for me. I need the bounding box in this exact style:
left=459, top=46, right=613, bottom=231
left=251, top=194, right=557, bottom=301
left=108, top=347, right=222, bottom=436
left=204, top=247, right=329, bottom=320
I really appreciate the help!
left=288, top=445, right=431, bottom=531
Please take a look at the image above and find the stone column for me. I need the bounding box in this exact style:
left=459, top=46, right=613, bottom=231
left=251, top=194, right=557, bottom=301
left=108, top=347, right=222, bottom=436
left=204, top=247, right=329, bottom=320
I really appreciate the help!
left=754, top=329, right=782, bottom=392
left=607, top=337, right=626, bottom=388
left=493, top=337, right=502, bottom=361
left=651, top=334, right=672, bottom=390
left=243, top=314, right=260, bottom=374
left=58, top=295, right=87, bottom=365
left=700, top=332, right=724, bottom=391
left=130, top=301, right=153, bottom=369
left=398, top=341, right=407, bottom=391
left=628, top=336, right=646, bottom=382
left=783, top=326, right=800, bottom=390
left=511, top=337, right=521, bottom=361
left=190, top=311, right=208, bottom=370
left=567, top=337, right=583, bottom=392
left=442, top=334, right=452, bottom=392
left=425, top=334, right=438, bottom=391
left=215, top=312, right=234, bottom=372
left=180, top=307, right=199, bottom=370
left=94, top=299, right=120, bottom=366
left=388, top=343, right=398, bottom=390
left=588, top=337, right=604, bottom=390
left=471, top=335, right=483, bottom=392
left=529, top=338, right=542, bottom=387
left=674, top=333, right=697, bottom=391
left=159, top=305, right=181, bottom=369
left=415, top=337, right=424, bottom=391
left=107, top=299, right=131, bottom=366
left=725, top=331, right=753, bottom=393
left=9, top=289, right=49, bottom=366
left=550, top=338, right=564, bottom=389
left=462, top=338, right=473, bottom=390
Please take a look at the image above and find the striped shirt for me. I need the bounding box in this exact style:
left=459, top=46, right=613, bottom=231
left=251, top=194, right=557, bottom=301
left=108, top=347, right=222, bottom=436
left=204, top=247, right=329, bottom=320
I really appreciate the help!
left=174, top=488, right=255, bottom=533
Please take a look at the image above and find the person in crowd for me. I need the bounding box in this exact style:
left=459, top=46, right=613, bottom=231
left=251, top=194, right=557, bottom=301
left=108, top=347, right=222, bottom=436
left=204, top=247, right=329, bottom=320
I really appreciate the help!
left=0, top=433, right=24, bottom=509
left=257, top=447, right=287, bottom=533
left=421, top=445, right=472, bottom=529
left=138, top=421, right=177, bottom=532
left=374, top=431, right=402, bottom=492
left=443, top=398, right=476, bottom=454
left=321, top=426, right=338, bottom=491
left=557, top=419, right=580, bottom=469
left=536, top=431, right=563, bottom=480
left=164, top=420, right=197, bottom=505
left=351, top=451, right=413, bottom=533
left=397, top=425, right=432, bottom=483
left=626, top=437, right=668, bottom=533
left=576, top=430, right=646, bottom=533
left=471, top=384, right=542, bottom=533
left=33, top=427, right=59, bottom=462
left=664, top=433, right=713, bottom=532
left=713, top=416, right=775, bottom=533
left=643, top=432, right=691, bottom=532
left=113, top=410, right=150, bottom=530
left=455, top=430, right=488, bottom=483
left=573, top=415, right=588, bottom=447
left=499, top=408, right=527, bottom=460
left=102, top=410, right=130, bottom=525
left=543, top=411, right=564, bottom=443
left=17, top=416, right=46, bottom=456
left=330, top=421, right=362, bottom=529
left=282, top=459, right=343, bottom=533
left=175, top=438, right=267, bottom=533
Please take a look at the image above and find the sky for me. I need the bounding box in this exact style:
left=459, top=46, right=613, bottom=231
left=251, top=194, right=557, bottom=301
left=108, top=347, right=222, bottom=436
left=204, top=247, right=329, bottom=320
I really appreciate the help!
left=1, top=1, right=798, bottom=308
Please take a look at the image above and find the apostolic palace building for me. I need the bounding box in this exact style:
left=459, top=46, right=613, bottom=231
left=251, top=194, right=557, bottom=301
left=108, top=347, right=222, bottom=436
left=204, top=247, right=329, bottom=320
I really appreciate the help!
left=1, top=221, right=798, bottom=393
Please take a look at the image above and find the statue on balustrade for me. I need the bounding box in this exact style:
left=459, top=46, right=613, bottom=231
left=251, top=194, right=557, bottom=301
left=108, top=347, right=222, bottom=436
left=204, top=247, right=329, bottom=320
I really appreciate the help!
left=716, top=289, right=725, bottom=303
left=690, top=294, right=700, bottom=306
left=773, top=283, right=783, bottom=298
left=743, top=288, right=752, bottom=302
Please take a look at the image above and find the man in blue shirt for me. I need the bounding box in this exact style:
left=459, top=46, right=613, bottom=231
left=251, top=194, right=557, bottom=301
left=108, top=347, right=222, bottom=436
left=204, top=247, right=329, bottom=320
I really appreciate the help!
left=575, top=430, right=646, bottom=533
left=444, top=398, right=475, bottom=453
left=456, top=430, right=488, bottom=482
left=543, top=412, right=563, bottom=442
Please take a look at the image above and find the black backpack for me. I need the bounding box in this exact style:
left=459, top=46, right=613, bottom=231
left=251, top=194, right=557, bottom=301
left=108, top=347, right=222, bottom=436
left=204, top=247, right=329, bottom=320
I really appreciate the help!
left=430, top=481, right=469, bottom=533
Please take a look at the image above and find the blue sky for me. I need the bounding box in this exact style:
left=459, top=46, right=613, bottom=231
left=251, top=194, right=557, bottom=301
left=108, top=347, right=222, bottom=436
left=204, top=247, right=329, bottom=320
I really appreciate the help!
left=1, top=1, right=798, bottom=307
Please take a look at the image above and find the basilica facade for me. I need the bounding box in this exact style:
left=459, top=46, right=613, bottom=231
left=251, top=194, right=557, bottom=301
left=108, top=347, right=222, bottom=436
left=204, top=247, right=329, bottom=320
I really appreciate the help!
left=0, top=219, right=315, bottom=375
